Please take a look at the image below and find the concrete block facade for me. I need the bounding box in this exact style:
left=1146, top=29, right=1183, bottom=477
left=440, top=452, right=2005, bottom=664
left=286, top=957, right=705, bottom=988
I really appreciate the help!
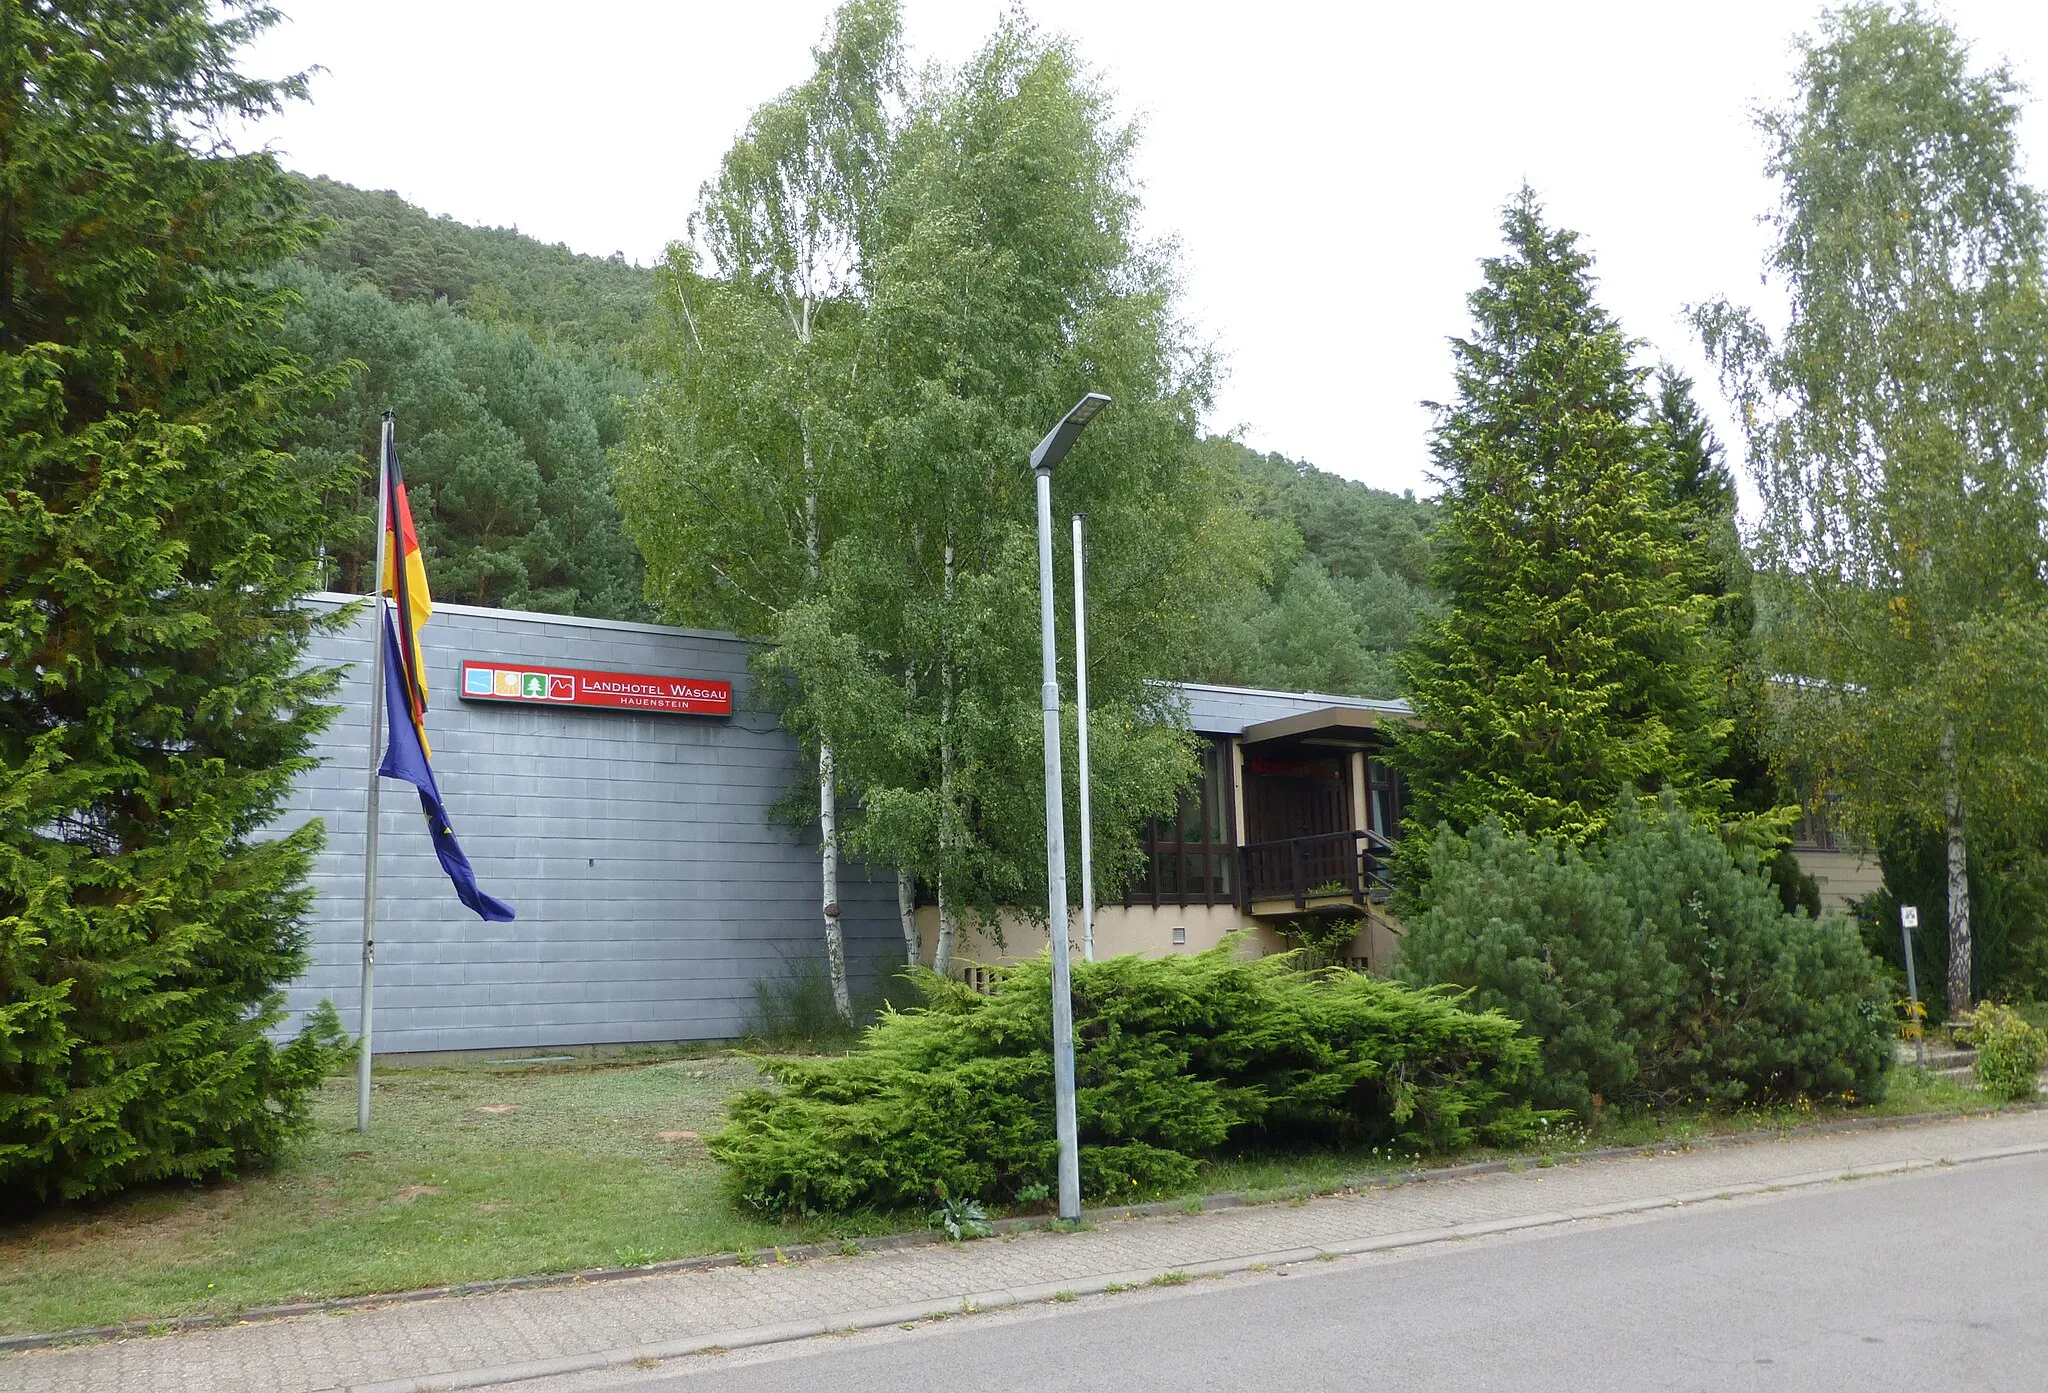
left=278, top=595, right=900, bottom=1054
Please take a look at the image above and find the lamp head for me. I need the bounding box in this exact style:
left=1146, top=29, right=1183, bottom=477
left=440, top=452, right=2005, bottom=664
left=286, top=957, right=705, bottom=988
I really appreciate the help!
left=1030, top=392, right=1113, bottom=472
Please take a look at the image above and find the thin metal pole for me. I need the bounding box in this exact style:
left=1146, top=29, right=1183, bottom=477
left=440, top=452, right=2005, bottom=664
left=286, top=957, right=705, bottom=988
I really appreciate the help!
left=1901, top=915, right=1926, bottom=1070
left=357, top=413, right=394, bottom=1134
left=1035, top=467, right=1082, bottom=1222
left=1072, top=513, right=1096, bottom=963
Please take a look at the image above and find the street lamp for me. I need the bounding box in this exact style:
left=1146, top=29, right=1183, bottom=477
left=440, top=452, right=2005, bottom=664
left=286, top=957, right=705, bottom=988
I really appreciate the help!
left=1031, top=391, right=1109, bottom=1222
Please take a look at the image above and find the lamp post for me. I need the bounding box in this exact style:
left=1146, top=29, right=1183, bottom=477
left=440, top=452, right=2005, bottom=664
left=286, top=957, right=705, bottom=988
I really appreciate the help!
left=1031, top=391, right=1109, bottom=1222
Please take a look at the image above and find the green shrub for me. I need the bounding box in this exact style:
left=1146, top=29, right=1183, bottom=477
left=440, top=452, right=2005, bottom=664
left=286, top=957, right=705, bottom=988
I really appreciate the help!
left=1959, top=1004, right=2044, bottom=1102
left=711, top=945, right=1544, bottom=1216
left=1398, top=794, right=1893, bottom=1115
left=1277, top=916, right=1364, bottom=970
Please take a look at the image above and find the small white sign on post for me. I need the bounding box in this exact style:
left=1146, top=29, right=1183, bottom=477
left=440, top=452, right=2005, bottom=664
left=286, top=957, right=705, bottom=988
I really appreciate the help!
left=1898, top=905, right=1925, bottom=1069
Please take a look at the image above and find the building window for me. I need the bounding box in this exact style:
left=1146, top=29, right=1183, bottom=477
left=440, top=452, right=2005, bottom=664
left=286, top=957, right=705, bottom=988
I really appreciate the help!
left=1366, top=758, right=1404, bottom=841
left=1129, top=737, right=1236, bottom=907
left=1792, top=801, right=1837, bottom=852
left=1172, top=925, right=1187, bottom=945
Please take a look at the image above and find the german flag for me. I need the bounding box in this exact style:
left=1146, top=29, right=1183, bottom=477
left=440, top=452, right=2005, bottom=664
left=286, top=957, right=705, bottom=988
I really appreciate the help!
left=372, top=419, right=513, bottom=922
left=381, top=434, right=433, bottom=756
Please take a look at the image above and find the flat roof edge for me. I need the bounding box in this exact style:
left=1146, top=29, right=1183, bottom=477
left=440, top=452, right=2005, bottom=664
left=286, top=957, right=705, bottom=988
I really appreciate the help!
left=304, top=592, right=751, bottom=644
left=1167, top=680, right=1412, bottom=715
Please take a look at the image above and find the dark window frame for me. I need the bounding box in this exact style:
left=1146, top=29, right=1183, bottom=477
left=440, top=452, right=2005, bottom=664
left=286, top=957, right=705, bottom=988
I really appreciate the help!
left=1127, top=736, right=1238, bottom=908
left=1366, top=756, right=1405, bottom=841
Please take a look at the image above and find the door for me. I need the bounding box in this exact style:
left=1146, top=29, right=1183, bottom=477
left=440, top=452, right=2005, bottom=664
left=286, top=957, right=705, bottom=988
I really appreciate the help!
left=1242, top=754, right=1352, bottom=843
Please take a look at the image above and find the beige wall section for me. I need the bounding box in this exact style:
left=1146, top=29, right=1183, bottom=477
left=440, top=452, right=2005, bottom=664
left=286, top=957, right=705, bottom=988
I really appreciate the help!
left=1800, top=848, right=1884, bottom=913
left=915, top=902, right=1405, bottom=975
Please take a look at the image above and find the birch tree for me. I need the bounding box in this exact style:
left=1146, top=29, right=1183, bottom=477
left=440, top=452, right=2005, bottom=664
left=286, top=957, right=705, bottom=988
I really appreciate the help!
left=618, top=0, right=901, bottom=1021
left=767, top=18, right=1244, bottom=974
left=1697, top=2, right=2048, bottom=1014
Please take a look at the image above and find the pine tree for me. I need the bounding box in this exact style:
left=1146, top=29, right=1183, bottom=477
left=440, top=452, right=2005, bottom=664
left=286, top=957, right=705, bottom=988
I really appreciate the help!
left=0, top=0, right=347, bottom=1202
left=1395, top=191, right=1728, bottom=851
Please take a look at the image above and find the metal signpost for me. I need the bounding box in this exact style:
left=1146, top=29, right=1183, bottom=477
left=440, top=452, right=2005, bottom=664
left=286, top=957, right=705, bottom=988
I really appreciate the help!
left=1031, top=393, right=1110, bottom=1223
left=1900, top=904, right=1925, bottom=1069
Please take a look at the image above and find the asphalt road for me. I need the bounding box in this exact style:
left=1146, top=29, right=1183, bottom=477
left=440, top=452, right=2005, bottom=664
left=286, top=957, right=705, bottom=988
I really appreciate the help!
left=569, top=1151, right=2048, bottom=1393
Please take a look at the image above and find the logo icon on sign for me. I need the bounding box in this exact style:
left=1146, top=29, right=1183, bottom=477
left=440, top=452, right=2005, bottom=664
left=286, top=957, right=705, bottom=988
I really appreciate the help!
left=548, top=673, right=575, bottom=701
left=493, top=669, right=522, bottom=698
left=522, top=673, right=547, bottom=699
left=464, top=667, right=493, bottom=696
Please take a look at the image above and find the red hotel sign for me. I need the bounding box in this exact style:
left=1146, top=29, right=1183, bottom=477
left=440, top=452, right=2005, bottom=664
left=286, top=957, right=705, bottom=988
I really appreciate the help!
left=459, top=660, right=731, bottom=716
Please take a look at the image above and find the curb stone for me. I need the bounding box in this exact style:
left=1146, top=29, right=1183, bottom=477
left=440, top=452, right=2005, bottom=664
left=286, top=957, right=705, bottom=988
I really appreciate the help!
left=306, top=1137, right=2048, bottom=1393
left=4, top=1100, right=2034, bottom=1356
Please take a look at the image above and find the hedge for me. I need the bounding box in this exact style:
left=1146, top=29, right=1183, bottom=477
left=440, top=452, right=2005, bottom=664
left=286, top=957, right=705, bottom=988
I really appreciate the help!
left=711, top=945, right=1544, bottom=1216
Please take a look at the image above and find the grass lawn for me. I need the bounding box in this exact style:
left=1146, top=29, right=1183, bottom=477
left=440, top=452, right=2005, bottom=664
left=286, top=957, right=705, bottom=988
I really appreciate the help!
left=0, top=1049, right=894, bottom=1339
left=0, top=1051, right=2004, bottom=1338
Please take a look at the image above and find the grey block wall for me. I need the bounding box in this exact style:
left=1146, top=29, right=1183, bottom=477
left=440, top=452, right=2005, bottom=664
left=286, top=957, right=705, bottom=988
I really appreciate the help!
left=278, top=595, right=900, bottom=1053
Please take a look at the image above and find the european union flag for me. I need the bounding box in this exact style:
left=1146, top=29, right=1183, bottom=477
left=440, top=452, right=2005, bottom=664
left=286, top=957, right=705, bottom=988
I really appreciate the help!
left=376, top=609, right=515, bottom=922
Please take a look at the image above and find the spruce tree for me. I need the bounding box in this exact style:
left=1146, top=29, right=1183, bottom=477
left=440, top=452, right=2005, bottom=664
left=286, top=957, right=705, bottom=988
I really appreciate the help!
left=1653, top=368, right=1781, bottom=820
left=1, top=0, right=346, bottom=1202
left=1395, top=191, right=1727, bottom=851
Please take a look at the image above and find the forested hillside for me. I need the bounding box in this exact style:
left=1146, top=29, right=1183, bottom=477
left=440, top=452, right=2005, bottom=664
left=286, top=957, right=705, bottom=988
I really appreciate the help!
left=1193, top=439, right=1439, bottom=699
left=295, top=177, right=655, bottom=354
left=282, top=178, right=653, bottom=617
left=279, top=179, right=1437, bottom=665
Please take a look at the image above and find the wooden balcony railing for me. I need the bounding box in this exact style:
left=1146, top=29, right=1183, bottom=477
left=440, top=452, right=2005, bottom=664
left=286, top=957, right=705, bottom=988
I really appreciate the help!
left=1239, top=828, right=1395, bottom=910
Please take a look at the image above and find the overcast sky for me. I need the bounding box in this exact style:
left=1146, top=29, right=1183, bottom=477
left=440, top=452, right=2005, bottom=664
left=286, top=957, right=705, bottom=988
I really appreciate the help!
left=238, top=2, right=2048, bottom=497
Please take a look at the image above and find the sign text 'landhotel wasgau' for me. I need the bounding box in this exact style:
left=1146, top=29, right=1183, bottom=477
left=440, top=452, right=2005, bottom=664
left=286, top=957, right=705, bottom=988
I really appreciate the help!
left=459, top=660, right=732, bottom=716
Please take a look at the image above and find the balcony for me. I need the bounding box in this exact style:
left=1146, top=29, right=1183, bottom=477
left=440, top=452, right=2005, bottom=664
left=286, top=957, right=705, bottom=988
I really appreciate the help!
left=1240, top=828, right=1395, bottom=916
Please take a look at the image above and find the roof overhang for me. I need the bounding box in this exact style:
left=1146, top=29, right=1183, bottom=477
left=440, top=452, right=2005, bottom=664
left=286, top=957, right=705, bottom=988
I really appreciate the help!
left=1240, top=704, right=1410, bottom=747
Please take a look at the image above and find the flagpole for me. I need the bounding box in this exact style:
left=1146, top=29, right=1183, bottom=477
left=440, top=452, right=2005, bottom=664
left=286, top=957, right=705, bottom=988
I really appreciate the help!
left=357, top=412, right=394, bottom=1134
left=1072, top=513, right=1095, bottom=963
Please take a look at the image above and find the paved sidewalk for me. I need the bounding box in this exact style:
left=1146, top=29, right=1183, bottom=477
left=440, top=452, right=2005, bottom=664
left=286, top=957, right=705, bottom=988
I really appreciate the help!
left=7, top=1109, right=2047, bottom=1393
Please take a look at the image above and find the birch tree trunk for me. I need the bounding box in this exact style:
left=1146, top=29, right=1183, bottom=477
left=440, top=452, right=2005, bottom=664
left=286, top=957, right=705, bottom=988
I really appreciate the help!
left=804, top=426, right=852, bottom=1024
left=1943, top=724, right=1972, bottom=1017
left=935, top=881, right=957, bottom=980
left=819, top=742, right=852, bottom=1022
left=896, top=869, right=919, bottom=967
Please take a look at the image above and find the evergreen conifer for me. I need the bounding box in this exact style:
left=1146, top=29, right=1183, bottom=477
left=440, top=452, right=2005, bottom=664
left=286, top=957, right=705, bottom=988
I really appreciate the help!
left=1395, top=192, right=1728, bottom=850
left=0, top=0, right=347, bottom=1202
left=1652, top=367, right=1784, bottom=824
